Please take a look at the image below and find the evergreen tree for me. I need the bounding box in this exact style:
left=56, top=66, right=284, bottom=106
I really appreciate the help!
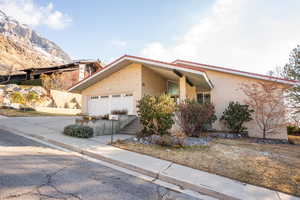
left=283, top=45, right=300, bottom=109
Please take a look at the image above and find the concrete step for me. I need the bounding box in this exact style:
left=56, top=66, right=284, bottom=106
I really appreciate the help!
left=119, top=118, right=140, bottom=135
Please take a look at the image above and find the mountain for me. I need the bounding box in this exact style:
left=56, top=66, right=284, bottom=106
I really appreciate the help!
left=0, top=10, right=71, bottom=75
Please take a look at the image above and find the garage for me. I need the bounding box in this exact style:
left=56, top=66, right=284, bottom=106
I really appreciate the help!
left=87, top=94, right=134, bottom=116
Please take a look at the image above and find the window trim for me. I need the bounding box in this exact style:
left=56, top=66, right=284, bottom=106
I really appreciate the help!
left=166, top=80, right=179, bottom=96
left=197, top=91, right=211, bottom=104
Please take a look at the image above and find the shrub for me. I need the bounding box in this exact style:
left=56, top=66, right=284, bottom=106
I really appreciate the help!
left=287, top=125, right=300, bottom=135
left=176, top=100, right=216, bottom=137
left=155, top=135, right=174, bottom=146
left=63, top=124, right=94, bottom=138
left=7, top=79, right=42, bottom=86
left=102, top=114, right=109, bottom=120
left=137, top=94, right=176, bottom=138
left=10, top=92, right=25, bottom=105
left=111, top=109, right=128, bottom=115
left=20, top=79, right=42, bottom=86
left=220, top=101, right=254, bottom=133
left=25, top=91, right=40, bottom=106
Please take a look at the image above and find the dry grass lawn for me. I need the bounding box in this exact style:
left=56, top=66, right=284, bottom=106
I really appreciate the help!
left=113, top=138, right=300, bottom=197
left=0, top=108, right=75, bottom=117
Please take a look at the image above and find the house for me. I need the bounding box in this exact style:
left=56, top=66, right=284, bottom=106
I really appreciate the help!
left=0, top=60, right=103, bottom=89
left=68, top=55, right=296, bottom=139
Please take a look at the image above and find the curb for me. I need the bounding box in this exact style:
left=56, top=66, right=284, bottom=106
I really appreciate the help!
left=0, top=125, right=238, bottom=200
left=29, top=134, right=237, bottom=199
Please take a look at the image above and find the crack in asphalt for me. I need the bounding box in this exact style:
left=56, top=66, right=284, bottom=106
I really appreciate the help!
left=36, top=167, right=82, bottom=200
left=156, top=186, right=171, bottom=200
left=2, top=191, right=35, bottom=199
left=163, top=163, right=173, bottom=172
left=2, top=167, right=82, bottom=200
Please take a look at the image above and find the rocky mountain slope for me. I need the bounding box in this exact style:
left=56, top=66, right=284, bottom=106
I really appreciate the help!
left=0, top=10, right=71, bottom=75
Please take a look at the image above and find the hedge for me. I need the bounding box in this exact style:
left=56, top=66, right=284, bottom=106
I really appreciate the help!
left=63, top=124, right=94, bottom=138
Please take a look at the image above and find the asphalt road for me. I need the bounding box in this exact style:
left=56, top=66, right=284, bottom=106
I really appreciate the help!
left=0, top=129, right=200, bottom=200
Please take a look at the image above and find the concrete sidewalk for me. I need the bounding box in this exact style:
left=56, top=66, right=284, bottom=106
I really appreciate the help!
left=0, top=117, right=299, bottom=200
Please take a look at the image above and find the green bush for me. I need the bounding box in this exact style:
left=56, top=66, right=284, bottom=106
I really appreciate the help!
left=287, top=125, right=300, bottom=135
left=220, top=101, right=254, bottom=133
left=7, top=79, right=42, bottom=86
left=20, top=79, right=42, bottom=86
left=7, top=80, right=22, bottom=85
left=137, top=94, right=176, bottom=138
left=176, top=100, right=217, bottom=137
left=63, top=124, right=94, bottom=138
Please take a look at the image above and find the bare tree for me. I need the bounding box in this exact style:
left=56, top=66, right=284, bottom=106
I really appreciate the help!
left=40, top=73, right=65, bottom=91
left=240, top=82, right=289, bottom=138
left=0, top=64, right=15, bottom=84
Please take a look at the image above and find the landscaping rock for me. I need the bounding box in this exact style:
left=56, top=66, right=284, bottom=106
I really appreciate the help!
left=131, top=135, right=212, bottom=147
left=27, top=86, right=47, bottom=96
left=251, top=138, right=289, bottom=144
left=0, top=88, right=4, bottom=95
left=10, top=103, right=20, bottom=109
left=4, top=84, right=19, bottom=92
left=183, top=137, right=212, bottom=146
left=3, top=95, right=10, bottom=105
left=209, top=132, right=248, bottom=139
left=12, top=87, right=21, bottom=92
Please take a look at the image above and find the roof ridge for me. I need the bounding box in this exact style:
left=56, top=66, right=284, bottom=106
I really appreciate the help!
left=173, top=59, right=297, bottom=83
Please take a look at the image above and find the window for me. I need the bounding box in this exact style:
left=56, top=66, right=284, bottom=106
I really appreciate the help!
left=90, top=96, right=99, bottom=100
left=197, top=92, right=211, bottom=104
left=167, top=81, right=179, bottom=96
left=112, top=94, right=121, bottom=98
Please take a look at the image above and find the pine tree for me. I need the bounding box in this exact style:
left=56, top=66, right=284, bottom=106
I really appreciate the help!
left=283, top=45, right=300, bottom=109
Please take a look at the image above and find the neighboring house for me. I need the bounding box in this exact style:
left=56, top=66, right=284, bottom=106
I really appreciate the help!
left=0, top=60, right=103, bottom=89
left=68, top=55, right=296, bottom=139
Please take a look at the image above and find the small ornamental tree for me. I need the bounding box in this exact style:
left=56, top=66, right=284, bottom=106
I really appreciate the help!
left=10, top=91, right=40, bottom=108
left=0, top=64, right=15, bottom=84
left=241, top=82, right=288, bottom=138
left=137, top=94, right=176, bottom=137
left=25, top=91, right=40, bottom=107
left=10, top=92, right=25, bottom=105
left=176, top=100, right=216, bottom=137
left=220, top=101, right=254, bottom=133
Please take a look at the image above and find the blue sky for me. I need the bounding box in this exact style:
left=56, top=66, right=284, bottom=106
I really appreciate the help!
left=33, top=0, right=211, bottom=61
left=1, top=0, right=300, bottom=74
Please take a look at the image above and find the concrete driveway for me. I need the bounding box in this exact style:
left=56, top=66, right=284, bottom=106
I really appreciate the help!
left=0, top=116, right=79, bottom=133
left=0, top=116, right=131, bottom=145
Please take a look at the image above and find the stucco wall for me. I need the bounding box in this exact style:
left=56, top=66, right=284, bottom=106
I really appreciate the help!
left=202, top=69, right=287, bottom=140
left=78, top=61, right=287, bottom=140
left=142, top=66, right=166, bottom=96
left=186, top=83, right=196, bottom=100
left=81, top=63, right=142, bottom=114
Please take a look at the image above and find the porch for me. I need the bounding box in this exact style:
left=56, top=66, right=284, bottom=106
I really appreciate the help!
left=141, top=64, right=213, bottom=103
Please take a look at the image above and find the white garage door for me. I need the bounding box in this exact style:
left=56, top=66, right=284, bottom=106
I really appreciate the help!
left=87, top=94, right=134, bottom=116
